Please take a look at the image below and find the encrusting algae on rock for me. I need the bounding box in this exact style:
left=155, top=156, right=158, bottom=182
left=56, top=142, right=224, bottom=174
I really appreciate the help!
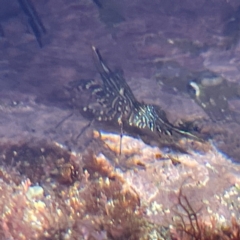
left=0, top=133, right=239, bottom=239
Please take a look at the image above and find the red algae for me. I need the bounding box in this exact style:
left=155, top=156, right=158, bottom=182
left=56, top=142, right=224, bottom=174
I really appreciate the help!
left=0, top=132, right=239, bottom=239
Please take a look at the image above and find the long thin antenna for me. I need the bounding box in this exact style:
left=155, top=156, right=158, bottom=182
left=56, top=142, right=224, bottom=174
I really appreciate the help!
left=55, top=112, right=74, bottom=129
left=76, top=120, right=94, bottom=140
left=17, top=0, right=46, bottom=47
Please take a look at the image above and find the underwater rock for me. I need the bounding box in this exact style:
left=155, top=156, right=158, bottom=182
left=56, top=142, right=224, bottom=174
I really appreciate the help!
left=0, top=129, right=239, bottom=239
